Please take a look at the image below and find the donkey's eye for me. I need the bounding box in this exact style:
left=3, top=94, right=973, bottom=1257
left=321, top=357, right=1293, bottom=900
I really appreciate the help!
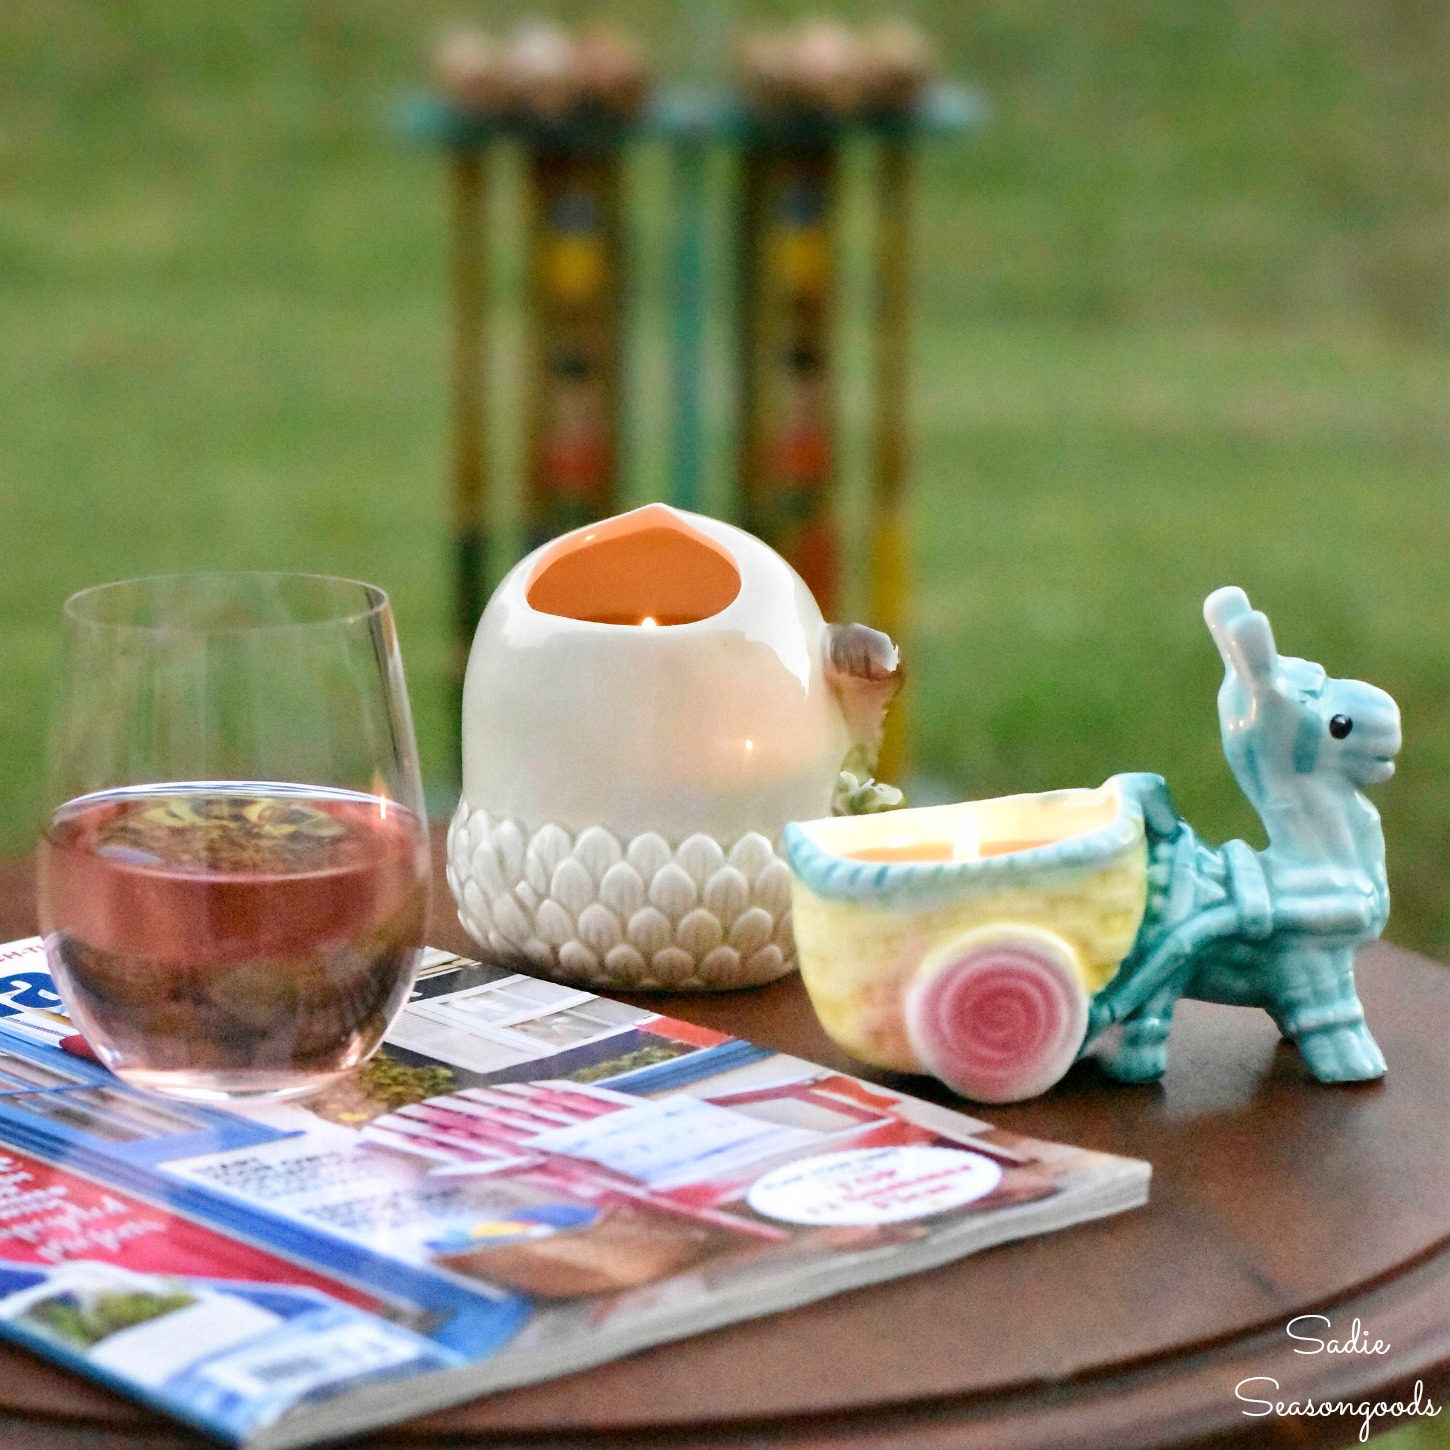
left=1329, top=715, right=1353, bottom=739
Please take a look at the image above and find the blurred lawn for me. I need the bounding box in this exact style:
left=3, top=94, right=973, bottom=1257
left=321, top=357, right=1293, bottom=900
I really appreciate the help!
left=1, top=0, right=1446, bottom=969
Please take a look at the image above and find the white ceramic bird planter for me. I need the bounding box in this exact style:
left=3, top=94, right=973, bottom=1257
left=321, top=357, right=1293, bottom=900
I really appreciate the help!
left=446, top=504, right=902, bottom=990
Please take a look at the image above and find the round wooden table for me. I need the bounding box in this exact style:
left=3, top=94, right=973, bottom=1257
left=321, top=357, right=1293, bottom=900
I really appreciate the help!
left=0, top=831, right=1445, bottom=1450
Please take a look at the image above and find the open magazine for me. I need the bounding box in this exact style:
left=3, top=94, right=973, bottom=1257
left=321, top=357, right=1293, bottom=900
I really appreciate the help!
left=0, top=937, right=1149, bottom=1448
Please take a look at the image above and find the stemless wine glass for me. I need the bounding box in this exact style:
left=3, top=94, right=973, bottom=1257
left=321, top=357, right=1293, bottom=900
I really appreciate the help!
left=36, top=573, right=431, bottom=1103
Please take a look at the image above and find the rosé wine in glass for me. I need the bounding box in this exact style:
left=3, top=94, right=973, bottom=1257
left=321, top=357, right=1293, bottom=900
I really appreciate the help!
left=40, top=573, right=431, bottom=1102
left=39, top=784, right=427, bottom=1101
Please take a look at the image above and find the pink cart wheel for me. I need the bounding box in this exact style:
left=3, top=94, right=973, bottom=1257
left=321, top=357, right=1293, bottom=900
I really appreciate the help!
left=905, top=929, right=1089, bottom=1103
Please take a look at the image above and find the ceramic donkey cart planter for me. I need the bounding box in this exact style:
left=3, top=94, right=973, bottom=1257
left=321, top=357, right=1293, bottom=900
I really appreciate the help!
left=784, top=587, right=1401, bottom=1102
left=447, top=504, right=902, bottom=990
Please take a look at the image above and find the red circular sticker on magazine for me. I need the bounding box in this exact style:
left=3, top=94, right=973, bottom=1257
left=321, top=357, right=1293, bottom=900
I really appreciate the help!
left=746, top=1146, right=1003, bottom=1226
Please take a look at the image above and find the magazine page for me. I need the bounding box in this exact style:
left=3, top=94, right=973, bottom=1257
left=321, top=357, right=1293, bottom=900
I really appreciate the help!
left=0, top=938, right=1149, bottom=1448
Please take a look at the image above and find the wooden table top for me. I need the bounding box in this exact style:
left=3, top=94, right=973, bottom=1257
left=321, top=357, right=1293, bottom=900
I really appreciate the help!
left=0, top=829, right=1446, bottom=1450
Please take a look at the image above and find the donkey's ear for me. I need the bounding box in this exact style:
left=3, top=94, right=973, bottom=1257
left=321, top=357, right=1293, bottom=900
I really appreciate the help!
left=1222, top=611, right=1278, bottom=690
left=1205, top=587, right=1252, bottom=669
left=1205, top=588, right=1277, bottom=686
left=1204, top=585, right=1250, bottom=634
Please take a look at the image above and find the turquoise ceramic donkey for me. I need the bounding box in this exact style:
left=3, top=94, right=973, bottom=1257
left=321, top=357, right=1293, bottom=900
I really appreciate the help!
left=1090, top=587, right=1402, bottom=1084
left=785, top=586, right=1402, bottom=1103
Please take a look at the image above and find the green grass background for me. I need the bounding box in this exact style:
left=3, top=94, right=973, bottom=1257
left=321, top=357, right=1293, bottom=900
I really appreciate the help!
left=1, top=0, right=1446, bottom=973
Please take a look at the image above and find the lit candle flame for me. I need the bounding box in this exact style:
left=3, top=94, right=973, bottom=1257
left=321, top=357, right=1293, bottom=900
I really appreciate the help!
left=641, top=616, right=658, bottom=628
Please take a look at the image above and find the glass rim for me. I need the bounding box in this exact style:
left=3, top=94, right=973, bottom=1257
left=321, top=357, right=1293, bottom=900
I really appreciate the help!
left=62, top=571, right=392, bottom=636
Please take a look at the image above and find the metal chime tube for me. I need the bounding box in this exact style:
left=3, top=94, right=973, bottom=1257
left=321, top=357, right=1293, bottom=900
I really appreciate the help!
left=870, top=134, right=913, bottom=780
left=448, top=148, right=489, bottom=735
left=523, top=143, right=625, bottom=551
left=738, top=137, right=842, bottom=618
left=669, top=133, right=708, bottom=514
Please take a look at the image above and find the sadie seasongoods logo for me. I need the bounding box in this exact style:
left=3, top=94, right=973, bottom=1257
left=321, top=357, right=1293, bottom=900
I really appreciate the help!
left=1236, top=1316, right=1442, bottom=1443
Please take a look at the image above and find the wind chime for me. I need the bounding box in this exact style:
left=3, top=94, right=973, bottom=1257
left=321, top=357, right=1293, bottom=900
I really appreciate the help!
left=735, top=21, right=936, bottom=773
left=423, top=20, right=956, bottom=780
left=430, top=23, right=649, bottom=710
